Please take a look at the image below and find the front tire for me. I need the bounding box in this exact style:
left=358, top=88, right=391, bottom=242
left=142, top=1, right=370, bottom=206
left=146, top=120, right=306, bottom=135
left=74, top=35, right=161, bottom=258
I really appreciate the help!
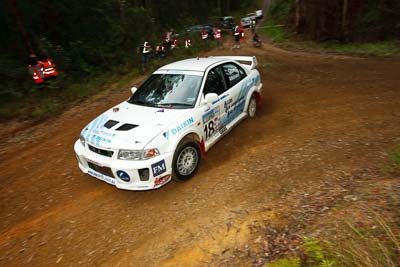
left=247, top=94, right=257, bottom=118
left=172, top=140, right=201, bottom=182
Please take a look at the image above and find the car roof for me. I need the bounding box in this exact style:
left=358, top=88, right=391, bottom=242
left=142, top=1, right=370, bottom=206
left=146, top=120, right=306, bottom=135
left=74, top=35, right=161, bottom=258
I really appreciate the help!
left=158, top=57, right=226, bottom=72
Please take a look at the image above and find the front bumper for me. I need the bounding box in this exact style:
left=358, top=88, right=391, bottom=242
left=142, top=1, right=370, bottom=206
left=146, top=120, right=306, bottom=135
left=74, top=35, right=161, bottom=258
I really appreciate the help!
left=74, top=140, right=174, bottom=190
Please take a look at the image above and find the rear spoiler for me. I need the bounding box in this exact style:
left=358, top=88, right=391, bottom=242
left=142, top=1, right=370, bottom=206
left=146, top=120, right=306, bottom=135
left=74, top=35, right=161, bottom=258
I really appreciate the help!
left=210, top=56, right=258, bottom=70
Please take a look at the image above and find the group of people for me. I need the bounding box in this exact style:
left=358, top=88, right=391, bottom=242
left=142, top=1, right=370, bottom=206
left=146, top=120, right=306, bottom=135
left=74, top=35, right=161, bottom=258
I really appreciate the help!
left=233, top=19, right=262, bottom=49
left=201, top=27, right=223, bottom=48
left=138, top=29, right=197, bottom=74
left=138, top=27, right=225, bottom=74
left=138, top=21, right=262, bottom=74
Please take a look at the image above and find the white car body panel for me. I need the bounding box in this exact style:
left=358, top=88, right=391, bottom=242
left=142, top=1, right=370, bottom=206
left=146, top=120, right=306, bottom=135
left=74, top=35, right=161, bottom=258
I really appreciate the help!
left=255, top=10, right=263, bottom=19
left=74, top=56, right=263, bottom=190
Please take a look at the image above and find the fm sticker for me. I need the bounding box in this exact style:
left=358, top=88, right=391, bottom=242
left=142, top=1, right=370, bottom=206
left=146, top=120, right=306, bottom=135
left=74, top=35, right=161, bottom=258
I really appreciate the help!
left=151, top=160, right=166, bottom=176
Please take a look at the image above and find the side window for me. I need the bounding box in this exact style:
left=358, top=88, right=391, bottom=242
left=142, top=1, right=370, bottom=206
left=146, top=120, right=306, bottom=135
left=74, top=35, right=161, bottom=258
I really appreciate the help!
left=222, top=63, right=247, bottom=88
left=203, top=66, right=228, bottom=96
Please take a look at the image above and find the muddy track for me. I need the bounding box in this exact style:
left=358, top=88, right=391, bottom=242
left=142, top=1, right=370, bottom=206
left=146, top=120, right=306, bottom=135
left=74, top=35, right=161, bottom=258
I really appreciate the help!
left=1, top=33, right=399, bottom=266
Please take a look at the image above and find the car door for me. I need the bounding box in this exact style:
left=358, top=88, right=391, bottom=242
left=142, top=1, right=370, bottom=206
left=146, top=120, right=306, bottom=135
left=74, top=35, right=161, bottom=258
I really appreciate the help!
left=219, top=62, right=248, bottom=128
left=201, top=66, right=229, bottom=147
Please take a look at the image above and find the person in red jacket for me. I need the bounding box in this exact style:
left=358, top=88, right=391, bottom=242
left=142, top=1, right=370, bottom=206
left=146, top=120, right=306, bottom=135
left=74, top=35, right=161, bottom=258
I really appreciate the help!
left=239, top=23, right=245, bottom=43
left=41, top=57, right=58, bottom=78
left=214, top=28, right=222, bottom=49
left=201, top=28, right=209, bottom=40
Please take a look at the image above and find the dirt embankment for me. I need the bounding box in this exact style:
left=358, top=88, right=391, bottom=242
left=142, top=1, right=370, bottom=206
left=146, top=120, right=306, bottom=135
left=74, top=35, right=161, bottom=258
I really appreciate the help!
left=0, top=33, right=399, bottom=266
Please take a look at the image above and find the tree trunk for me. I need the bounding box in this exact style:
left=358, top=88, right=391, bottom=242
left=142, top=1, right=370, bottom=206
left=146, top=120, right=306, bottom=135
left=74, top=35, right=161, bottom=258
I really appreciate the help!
left=295, top=0, right=301, bottom=33
left=8, top=0, right=33, bottom=53
left=225, top=0, right=230, bottom=13
left=342, top=0, right=348, bottom=41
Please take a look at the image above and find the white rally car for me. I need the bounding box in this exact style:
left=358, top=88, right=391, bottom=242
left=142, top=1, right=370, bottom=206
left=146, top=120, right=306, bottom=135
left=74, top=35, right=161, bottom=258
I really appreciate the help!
left=74, top=56, right=263, bottom=190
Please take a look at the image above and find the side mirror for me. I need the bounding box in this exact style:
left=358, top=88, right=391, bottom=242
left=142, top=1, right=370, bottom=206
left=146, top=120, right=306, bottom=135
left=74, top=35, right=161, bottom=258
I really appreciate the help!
left=204, top=93, right=219, bottom=105
left=131, top=86, right=137, bottom=95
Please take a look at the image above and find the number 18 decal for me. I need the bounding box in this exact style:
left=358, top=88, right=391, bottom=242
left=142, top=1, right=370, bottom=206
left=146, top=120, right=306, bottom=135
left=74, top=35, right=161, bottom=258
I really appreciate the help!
left=202, top=107, right=220, bottom=141
left=204, top=120, right=215, bottom=140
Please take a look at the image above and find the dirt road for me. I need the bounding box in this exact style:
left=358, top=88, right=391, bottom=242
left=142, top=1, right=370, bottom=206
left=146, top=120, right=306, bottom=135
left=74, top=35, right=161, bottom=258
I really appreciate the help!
left=1, top=36, right=399, bottom=266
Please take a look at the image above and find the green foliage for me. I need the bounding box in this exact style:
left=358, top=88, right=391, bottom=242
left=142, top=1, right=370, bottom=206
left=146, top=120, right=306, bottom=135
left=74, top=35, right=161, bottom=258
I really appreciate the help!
left=261, top=21, right=288, bottom=43
left=297, top=213, right=400, bottom=267
left=261, top=0, right=291, bottom=43
left=264, top=0, right=400, bottom=42
left=385, top=145, right=400, bottom=175
left=303, top=237, right=337, bottom=267
left=354, top=0, right=400, bottom=41
left=326, top=217, right=400, bottom=267
left=266, top=256, right=301, bottom=267
left=268, top=0, right=292, bottom=23
left=320, top=41, right=400, bottom=57
left=0, top=0, right=255, bottom=121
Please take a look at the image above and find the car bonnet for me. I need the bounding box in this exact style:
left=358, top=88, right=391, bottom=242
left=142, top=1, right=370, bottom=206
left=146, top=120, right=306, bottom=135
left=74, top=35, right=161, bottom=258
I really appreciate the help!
left=81, top=101, right=193, bottom=150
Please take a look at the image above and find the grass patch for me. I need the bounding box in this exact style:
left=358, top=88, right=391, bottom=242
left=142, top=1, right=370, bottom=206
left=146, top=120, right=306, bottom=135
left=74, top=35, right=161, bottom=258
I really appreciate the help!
left=259, top=0, right=291, bottom=43
left=260, top=20, right=288, bottom=44
left=384, top=145, right=400, bottom=175
left=324, top=214, right=400, bottom=267
left=269, top=212, right=400, bottom=267
left=267, top=257, right=301, bottom=267
left=320, top=40, right=400, bottom=57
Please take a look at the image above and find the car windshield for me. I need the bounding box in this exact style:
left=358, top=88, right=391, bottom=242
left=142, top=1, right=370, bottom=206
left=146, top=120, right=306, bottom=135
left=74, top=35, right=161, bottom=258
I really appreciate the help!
left=128, top=74, right=202, bottom=109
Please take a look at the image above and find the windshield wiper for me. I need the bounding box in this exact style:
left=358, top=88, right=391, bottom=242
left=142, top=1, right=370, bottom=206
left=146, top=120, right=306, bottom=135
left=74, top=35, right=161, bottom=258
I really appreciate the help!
left=157, top=103, right=192, bottom=107
left=128, top=100, right=155, bottom=107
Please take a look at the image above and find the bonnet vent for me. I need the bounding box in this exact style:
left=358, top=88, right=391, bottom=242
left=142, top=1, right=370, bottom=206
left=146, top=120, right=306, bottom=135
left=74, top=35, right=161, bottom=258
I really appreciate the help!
left=116, top=124, right=138, bottom=131
left=104, top=120, right=119, bottom=129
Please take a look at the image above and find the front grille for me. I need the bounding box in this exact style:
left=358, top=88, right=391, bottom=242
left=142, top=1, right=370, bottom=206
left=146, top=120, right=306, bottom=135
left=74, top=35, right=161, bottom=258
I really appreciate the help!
left=87, top=162, right=114, bottom=178
left=88, top=144, right=114, bottom=157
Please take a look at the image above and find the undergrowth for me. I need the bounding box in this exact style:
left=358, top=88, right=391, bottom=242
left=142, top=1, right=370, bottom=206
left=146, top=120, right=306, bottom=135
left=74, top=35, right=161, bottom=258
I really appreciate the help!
left=266, top=211, right=399, bottom=267
left=260, top=0, right=291, bottom=43
left=384, top=145, right=400, bottom=175
left=0, top=38, right=214, bottom=122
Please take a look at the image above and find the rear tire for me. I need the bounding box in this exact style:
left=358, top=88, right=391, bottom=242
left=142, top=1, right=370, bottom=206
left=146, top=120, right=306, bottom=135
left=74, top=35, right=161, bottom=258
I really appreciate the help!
left=247, top=94, right=257, bottom=118
left=172, top=140, right=201, bottom=182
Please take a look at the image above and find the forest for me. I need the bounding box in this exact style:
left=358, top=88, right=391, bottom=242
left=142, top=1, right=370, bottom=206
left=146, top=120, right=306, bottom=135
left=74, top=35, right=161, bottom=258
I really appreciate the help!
left=271, top=0, right=400, bottom=41
left=0, top=0, right=257, bottom=120
left=0, top=0, right=399, bottom=121
left=0, top=1, right=253, bottom=91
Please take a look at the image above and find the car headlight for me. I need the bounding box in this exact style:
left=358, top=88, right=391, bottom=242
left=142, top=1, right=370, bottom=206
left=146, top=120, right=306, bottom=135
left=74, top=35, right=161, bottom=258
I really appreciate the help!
left=118, top=148, right=160, bottom=160
left=80, top=135, right=86, bottom=147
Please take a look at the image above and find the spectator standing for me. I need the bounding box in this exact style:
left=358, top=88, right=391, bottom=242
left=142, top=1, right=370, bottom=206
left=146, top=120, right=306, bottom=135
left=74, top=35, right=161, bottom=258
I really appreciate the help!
left=233, top=24, right=241, bottom=48
left=139, top=41, right=152, bottom=74
left=214, top=28, right=222, bottom=49
left=185, top=39, right=192, bottom=48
